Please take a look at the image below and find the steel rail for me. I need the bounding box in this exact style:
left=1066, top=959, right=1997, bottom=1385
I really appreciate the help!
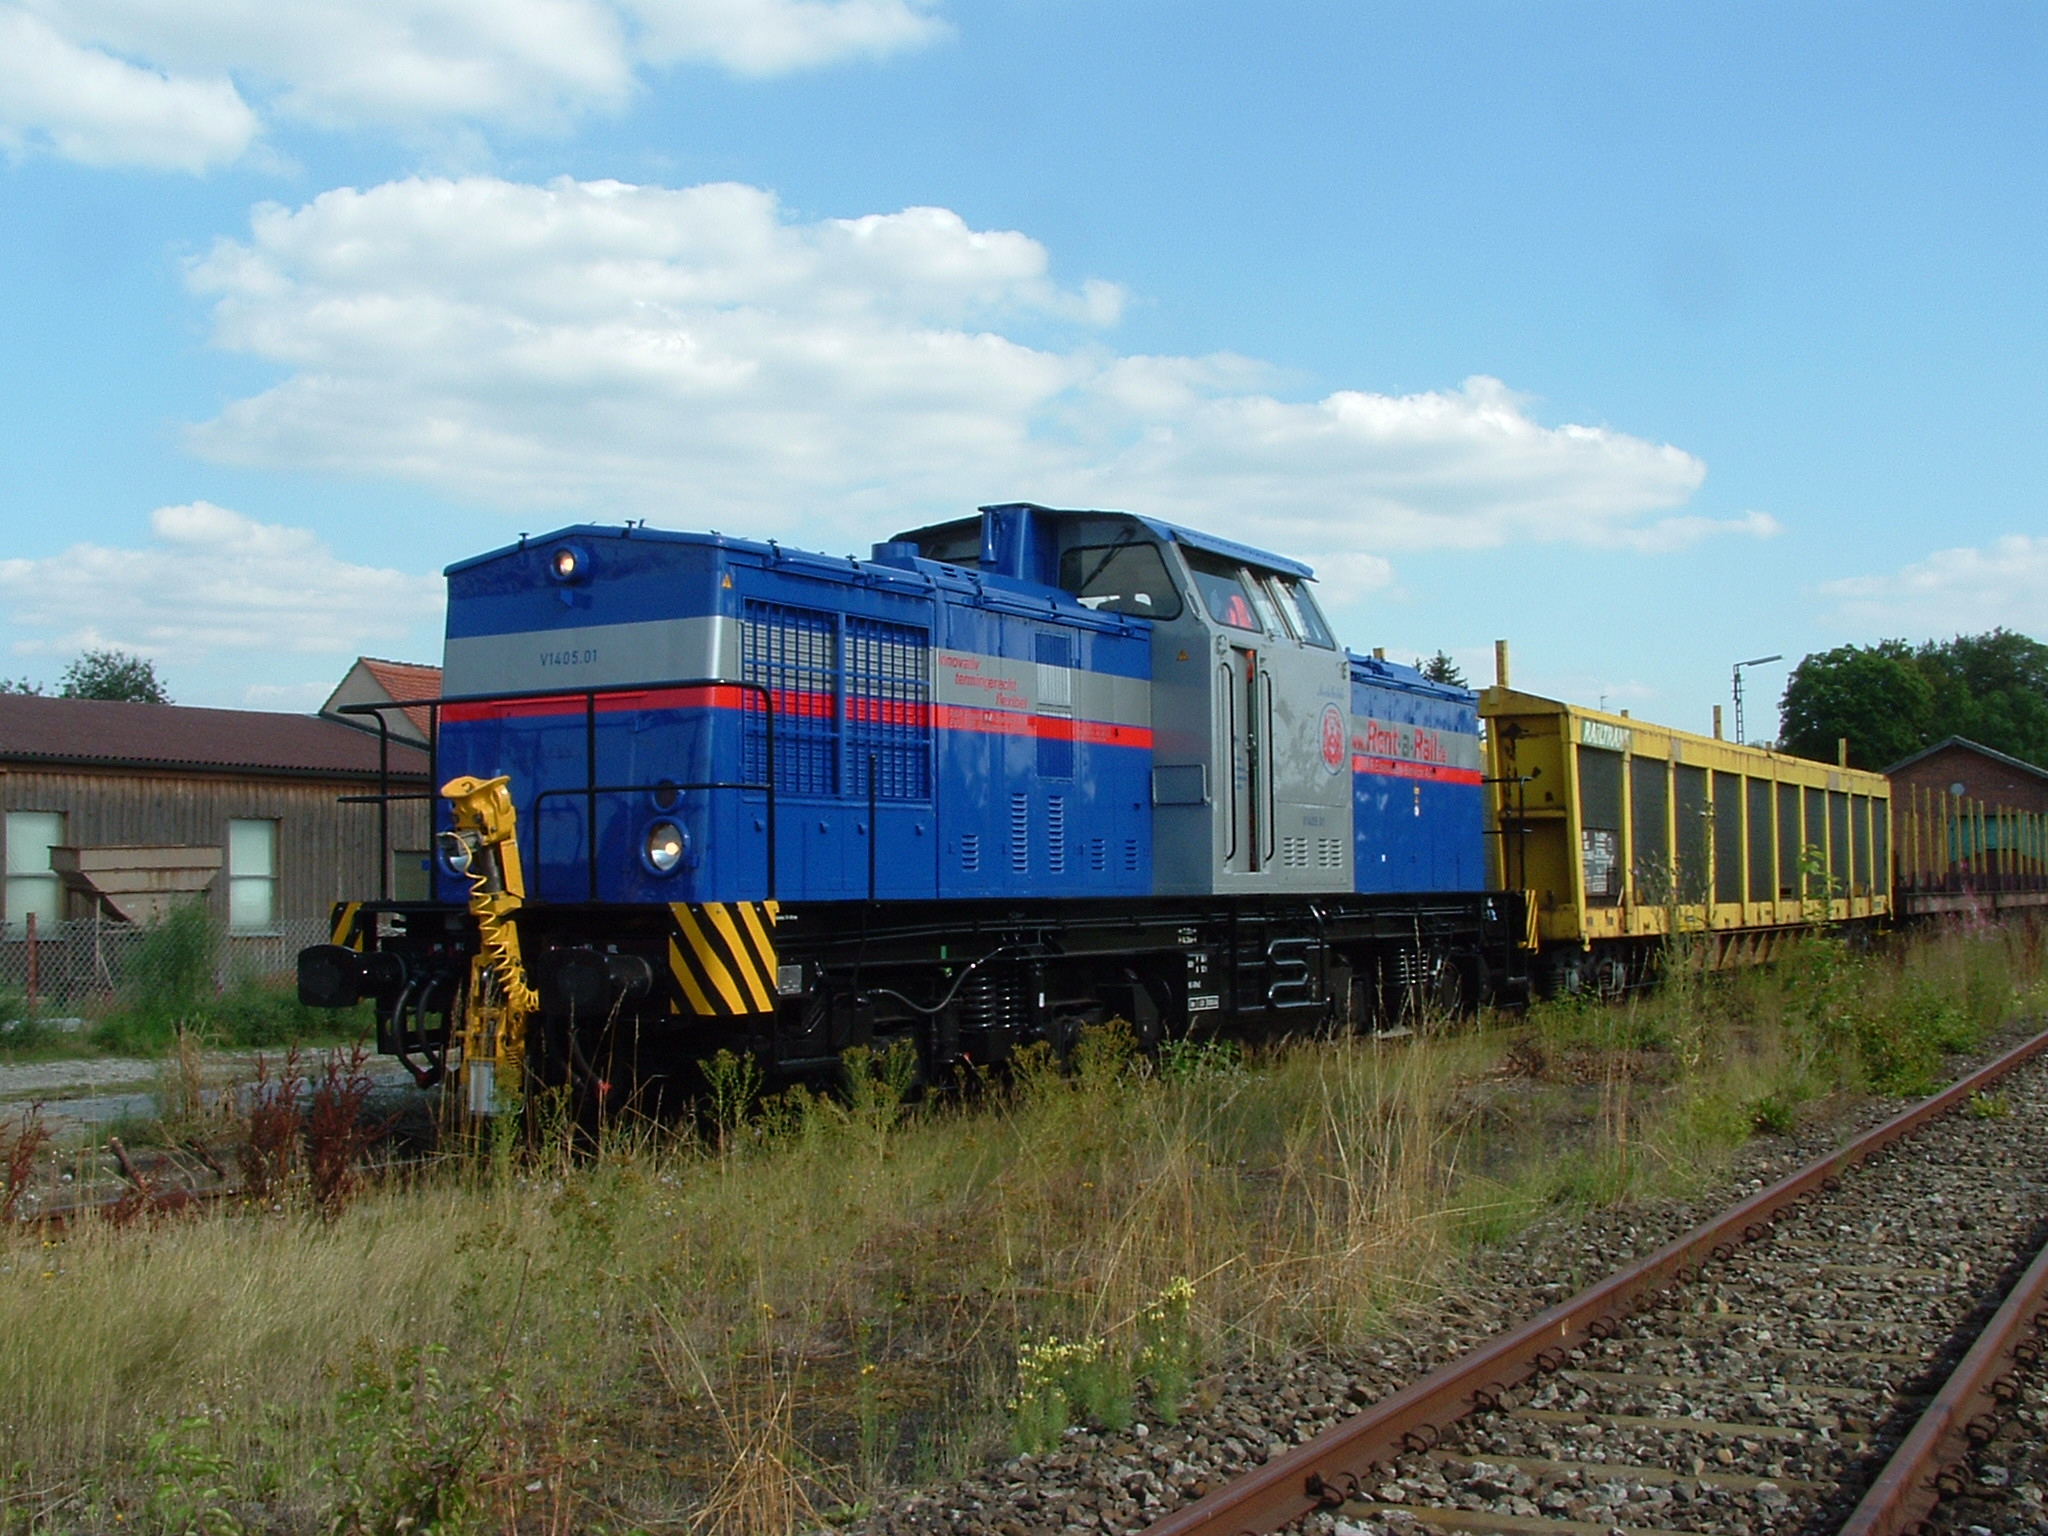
left=1138, top=1023, right=2048, bottom=1536
left=1838, top=1218, right=2048, bottom=1536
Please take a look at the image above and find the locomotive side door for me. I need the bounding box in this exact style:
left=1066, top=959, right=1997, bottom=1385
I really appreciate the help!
left=1180, top=545, right=1350, bottom=895
left=1182, top=549, right=1274, bottom=884
left=1221, top=642, right=1270, bottom=876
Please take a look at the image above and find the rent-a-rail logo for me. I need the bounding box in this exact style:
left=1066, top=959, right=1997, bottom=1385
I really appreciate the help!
left=1358, top=717, right=1448, bottom=764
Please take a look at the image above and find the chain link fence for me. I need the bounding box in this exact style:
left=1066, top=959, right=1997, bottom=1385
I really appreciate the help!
left=0, top=916, right=330, bottom=1012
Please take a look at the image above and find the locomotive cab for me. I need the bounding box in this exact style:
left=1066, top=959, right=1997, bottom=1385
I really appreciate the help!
left=895, top=503, right=1357, bottom=898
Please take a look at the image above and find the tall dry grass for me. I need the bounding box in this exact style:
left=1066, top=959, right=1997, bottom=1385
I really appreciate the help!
left=0, top=919, right=2038, bottom=1532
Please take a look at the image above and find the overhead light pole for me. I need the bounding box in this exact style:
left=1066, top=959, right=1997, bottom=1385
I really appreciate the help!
left=1731, top=654, right=1782, bottom=746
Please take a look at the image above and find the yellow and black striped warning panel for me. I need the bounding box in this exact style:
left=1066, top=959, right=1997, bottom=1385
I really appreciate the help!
left=330, top=901, right=366, bottom=951
left=667, top=901, right=780, bottom=1017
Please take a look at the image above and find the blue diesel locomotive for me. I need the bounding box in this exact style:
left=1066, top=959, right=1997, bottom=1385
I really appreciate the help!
left=299, top=503, right=1525, bottom=1112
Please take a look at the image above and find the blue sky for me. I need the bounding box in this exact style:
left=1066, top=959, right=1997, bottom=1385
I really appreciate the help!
left=1, top=2, right=2043, bottom=733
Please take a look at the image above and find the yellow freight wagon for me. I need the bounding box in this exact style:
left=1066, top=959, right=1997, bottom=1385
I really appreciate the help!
left=1480, top=676, right=1890, bottom=992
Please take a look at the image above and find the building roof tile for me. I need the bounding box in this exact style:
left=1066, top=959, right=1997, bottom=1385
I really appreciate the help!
left=1883, top=735, right=2048, bottom=783
left=0, top=694, right=430, bottom=780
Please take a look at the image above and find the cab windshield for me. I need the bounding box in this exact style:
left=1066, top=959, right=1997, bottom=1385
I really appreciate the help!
left=1058, top=541, right=1182, bottom=619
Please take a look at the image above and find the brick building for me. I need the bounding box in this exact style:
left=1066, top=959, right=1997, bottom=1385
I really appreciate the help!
left=1884, top=737, right=2048, bottom=816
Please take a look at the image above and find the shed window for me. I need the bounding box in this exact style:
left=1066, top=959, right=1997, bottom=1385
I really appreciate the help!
left=228, top=819, right=278, bottom=932
left=392, top=848, right=431, bottom=903
left=5, top=811, right=64, bottom=935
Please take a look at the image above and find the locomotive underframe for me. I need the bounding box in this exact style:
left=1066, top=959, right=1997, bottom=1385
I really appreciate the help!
left=331, top=891, right=1529, bottom=1105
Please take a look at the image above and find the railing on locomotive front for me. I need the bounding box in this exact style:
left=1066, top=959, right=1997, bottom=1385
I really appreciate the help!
left=336, top=678, right=779, bottom=905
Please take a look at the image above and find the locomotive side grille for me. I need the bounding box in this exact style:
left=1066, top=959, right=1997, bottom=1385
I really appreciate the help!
left=742, top=600, right=838, bottom=796
left=1089, top=837, right=1107, bottom=872
left=742, top=603, right=934, bottom=803
left=1047, top=795, right=1066, bottom=873
left=846, top=615, right=933, bottom=801
left=1010, top=793, right=1030, bottom=873
left=960, top=832, right=981, bottom=872
left=1318, top=837, right=1344, bottom=869
left=1124, top=838, right=1139, bottom=873
left=1281, top=836, right=1309, bottom=869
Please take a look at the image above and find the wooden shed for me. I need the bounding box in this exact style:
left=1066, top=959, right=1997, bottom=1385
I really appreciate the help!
left=0, top=694, right=430, bottom=944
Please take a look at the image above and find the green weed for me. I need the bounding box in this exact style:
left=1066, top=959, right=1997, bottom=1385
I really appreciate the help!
left=325, top=1343, right=505, bottom=1536
left=93, top=902, right=369, bottom=1055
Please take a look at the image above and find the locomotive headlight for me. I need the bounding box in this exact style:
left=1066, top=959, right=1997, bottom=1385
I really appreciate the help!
left=546, top=541, right=593, bottom=585
left=643, top=820, right=686, bottom=875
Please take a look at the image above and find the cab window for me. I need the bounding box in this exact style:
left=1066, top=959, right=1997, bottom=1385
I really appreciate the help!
left=1183, top=551, right=1263, bottom=632
left=1058, top=542, right=1183, bottom=619
left=1273, top=577, right=1335, bottom=648
left=1246, top=575, right=1286, bottom=637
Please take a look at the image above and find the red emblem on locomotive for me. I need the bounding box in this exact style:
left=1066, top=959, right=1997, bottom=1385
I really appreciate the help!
left=1320, top=703, right=1346, bottom=774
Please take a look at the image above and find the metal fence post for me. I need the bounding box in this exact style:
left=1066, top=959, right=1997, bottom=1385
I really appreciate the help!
left=24, top=911, right=36, bottom=1016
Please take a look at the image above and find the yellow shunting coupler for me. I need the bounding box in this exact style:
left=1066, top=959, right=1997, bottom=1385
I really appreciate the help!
left=1480, top=670, right=1889, bottom=988
left=439, top=774, right=541, bottom=1115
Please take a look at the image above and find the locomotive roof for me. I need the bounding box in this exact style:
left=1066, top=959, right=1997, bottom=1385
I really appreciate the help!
left=447, top=507, right=1317, bottom=581
left=900, top=503, right=1318, bottom=581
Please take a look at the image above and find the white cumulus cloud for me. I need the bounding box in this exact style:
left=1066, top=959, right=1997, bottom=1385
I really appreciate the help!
left=0, top=502, right=444, bottom=660
left=0, top=8, right=257, bottom=170
left=1824, top=534, right=2048, bottom=635
left=184, top=174, right=1721, bottom=579
left=0, top=0, right=944, bottom=170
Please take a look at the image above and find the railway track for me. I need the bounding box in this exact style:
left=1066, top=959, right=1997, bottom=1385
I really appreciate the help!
left=1142, top=1028, right=2048, bottom=1536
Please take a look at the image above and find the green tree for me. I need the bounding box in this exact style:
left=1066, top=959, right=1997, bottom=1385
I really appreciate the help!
left=1915, top=629, right=2048, bottom=766
left=58, top=648, right=170, bottom=704
left=1415, top=650, right=1468, bottom=687
left=0, top=678, right=42, bottom=695
left=1778, top=640, right=1934, bottom=768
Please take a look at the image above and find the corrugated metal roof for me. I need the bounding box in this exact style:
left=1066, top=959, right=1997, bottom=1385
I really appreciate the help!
left=0, top=694, right=431, bottom=779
